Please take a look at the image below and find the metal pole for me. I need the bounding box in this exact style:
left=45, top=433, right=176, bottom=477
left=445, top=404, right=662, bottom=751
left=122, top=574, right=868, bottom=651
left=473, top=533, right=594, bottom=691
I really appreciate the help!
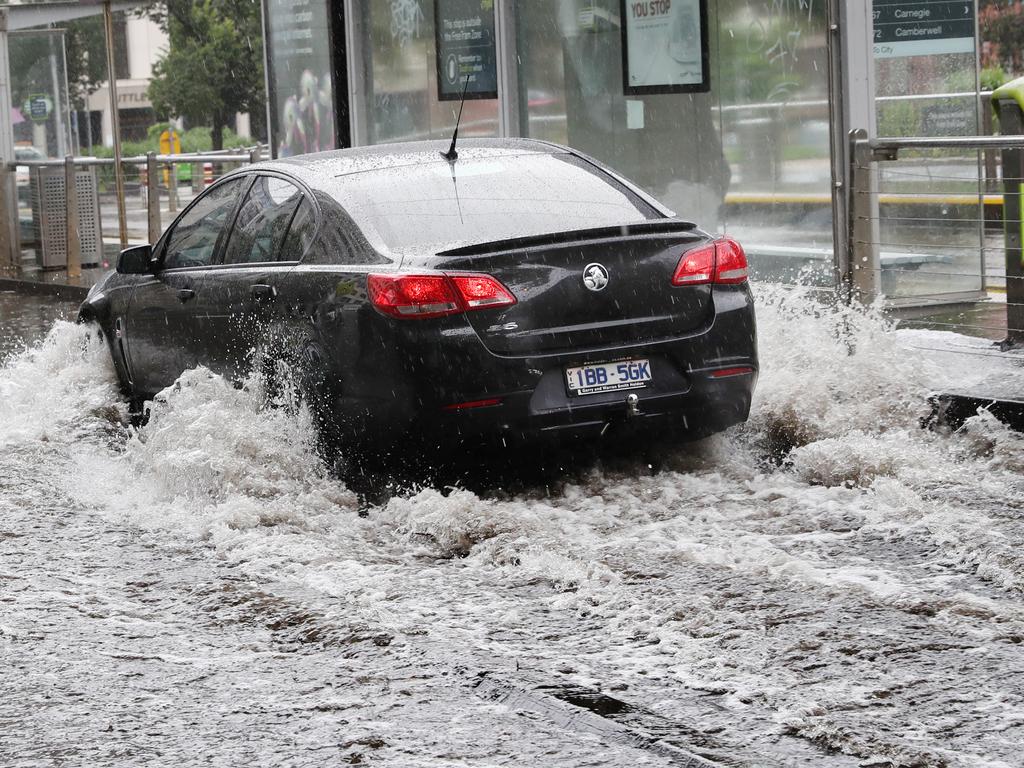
left=996, top=99, right=1024, bottom=347
left=494, top=0, right=520, bottom=138
left=343, top=0, right=367, bottom=147
left=0, top=9, right=20, bottom=274
left=848, top=129, right=880, bottom=304
left=146, top=151, right=160, bottom=244
left=103, top=0, right=128, bottom=248
left=65, top=155, right=81, bottom=279
left=60, top=30, right=78, bottom=155
left=168, top=162, right=177, bottom=213
left=0, top=164, right=14, bottom=275
left=260, top=0, right=277, bottom=153
left=826, top=0, right=848, bottom=301
left=48, top=33, right=67, bottom=157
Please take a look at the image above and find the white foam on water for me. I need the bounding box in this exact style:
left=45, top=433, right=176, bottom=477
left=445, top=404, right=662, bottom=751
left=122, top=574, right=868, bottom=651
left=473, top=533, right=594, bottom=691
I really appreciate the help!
left=0, top=321, right=122, bottom=447
left=69, top=366, right=361, bottom=552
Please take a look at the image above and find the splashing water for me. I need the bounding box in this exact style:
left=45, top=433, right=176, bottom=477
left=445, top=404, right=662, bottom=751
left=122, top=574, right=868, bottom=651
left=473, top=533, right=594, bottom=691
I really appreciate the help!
left=2, top=288, right=1023, bottom=767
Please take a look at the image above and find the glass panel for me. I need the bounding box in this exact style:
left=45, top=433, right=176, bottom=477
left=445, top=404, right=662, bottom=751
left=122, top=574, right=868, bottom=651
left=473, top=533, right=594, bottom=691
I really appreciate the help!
left=514, top=0, right=835, bottom=288
left=359, top=0, right=499, bottom=143
left=873, top=26, right=984, bottom=299
left=9, top=30, right=75, bottom=158
left=163, top=178, right=247, bottom=269
left=224, top=177, right=303, bottom=264
left=716, top=0, right=833, bottom=286
left=334, top=152, right=655, bottom=253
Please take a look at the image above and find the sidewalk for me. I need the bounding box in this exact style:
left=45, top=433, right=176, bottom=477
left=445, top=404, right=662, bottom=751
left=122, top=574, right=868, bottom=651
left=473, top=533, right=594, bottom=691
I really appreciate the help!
left=0, top=265, right=105, bottom=300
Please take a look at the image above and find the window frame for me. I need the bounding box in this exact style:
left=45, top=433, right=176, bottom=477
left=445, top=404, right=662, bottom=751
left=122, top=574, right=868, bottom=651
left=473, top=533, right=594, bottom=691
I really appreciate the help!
left=212, top=169, right=322, bottom=267
left=218, top=174, right=307, bottom=267
left=155, top=174, right=254, bottom=273
left=154, top=168, right=322, bottom=272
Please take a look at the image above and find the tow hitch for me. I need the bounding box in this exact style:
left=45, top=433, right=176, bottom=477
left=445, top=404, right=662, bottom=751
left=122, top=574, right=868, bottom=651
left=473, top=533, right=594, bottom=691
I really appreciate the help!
left=625, top=393, right=642, bottom=418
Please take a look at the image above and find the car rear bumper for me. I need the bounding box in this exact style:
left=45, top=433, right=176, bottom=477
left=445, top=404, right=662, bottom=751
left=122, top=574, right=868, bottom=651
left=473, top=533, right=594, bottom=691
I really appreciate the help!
left=319, top=285, right=757, bottom=452
left=434, top=367, right=756, bottom=445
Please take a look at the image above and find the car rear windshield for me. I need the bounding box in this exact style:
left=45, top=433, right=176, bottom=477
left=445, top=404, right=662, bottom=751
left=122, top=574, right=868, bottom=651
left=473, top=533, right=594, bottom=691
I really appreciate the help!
left=336, top=152, right=658, bottom=254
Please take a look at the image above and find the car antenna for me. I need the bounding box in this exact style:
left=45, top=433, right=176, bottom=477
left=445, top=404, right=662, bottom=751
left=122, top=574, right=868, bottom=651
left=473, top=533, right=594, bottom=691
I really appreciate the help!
left=441, top=75, right=471, bottom=163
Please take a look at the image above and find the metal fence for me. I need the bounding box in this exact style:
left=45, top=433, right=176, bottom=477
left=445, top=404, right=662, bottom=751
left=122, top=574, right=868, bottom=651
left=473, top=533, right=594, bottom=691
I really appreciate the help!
left=2, top=147, right=264, bottom=278
left=848, top=131, right=1023, bottom=351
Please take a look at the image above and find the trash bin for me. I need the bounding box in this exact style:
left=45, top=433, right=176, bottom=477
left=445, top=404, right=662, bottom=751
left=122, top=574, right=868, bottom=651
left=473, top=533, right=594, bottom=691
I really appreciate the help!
left=30, top=165, right=103, bottom=270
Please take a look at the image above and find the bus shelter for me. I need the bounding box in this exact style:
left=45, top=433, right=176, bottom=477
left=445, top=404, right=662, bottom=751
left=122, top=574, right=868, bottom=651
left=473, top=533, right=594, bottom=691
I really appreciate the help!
left=262, top=0, right=988, bottom=306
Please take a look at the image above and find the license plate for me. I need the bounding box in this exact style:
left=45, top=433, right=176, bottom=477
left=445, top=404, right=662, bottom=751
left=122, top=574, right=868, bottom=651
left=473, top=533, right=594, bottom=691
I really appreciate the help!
left=565, top=359, right=652, bottom=396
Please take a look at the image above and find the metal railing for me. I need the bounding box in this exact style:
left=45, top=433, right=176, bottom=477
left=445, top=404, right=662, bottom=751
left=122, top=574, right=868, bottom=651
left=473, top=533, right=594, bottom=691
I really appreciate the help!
left=848, top=131, right=1022, bottom=348
left=2, top=147, right=264, bottom=278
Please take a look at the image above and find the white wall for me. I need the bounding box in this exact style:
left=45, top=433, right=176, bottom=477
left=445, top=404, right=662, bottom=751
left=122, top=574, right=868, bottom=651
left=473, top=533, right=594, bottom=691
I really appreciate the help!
left=125, top=16, right=167, bottom=81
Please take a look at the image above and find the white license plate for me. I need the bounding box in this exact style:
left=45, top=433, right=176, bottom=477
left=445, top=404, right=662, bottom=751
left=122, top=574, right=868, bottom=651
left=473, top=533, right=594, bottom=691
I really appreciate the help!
left=565, top=359, right=652, bottom=396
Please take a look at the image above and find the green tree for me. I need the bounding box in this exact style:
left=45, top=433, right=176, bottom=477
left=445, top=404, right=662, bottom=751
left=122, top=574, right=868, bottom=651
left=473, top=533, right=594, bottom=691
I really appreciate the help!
left=147, top=0, right=264, bottom=150
left=65, top=16, right=112, bottom=111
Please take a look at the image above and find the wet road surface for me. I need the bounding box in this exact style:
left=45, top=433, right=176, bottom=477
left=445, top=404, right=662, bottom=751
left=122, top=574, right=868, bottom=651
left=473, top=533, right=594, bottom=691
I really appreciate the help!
left=0, top=290, right=78, bottom=362
left=2, top=288, right=1023, bottom=767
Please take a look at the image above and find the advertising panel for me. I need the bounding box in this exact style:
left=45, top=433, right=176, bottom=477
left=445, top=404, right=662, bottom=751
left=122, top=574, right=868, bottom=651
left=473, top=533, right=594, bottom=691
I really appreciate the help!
left=435, top=0, right=498, bottom=100
left=264, top=0, right=337, bottom=157
left=620, top=0, right=709, bottom=94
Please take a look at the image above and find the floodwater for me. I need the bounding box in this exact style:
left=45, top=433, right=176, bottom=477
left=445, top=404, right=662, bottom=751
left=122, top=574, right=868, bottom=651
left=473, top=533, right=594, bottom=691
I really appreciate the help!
left=2, top=287, right=1023, bottom=767
left=0, top=290, right=78, bottom=362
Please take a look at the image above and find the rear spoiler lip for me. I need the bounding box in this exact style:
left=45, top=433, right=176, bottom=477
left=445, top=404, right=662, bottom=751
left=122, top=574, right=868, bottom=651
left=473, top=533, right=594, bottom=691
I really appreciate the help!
left=436, top=219, right=702, bottom=258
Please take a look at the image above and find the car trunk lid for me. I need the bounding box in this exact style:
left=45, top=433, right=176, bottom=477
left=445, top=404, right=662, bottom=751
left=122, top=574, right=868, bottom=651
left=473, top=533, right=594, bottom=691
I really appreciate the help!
left=431, top=223, right=713, bottom=357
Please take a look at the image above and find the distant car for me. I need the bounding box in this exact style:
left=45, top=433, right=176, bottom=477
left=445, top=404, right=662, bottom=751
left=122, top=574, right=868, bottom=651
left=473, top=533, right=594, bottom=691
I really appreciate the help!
left=79, top=139, right=757, bottom=458
left=15, top=145, right=45, bottom=204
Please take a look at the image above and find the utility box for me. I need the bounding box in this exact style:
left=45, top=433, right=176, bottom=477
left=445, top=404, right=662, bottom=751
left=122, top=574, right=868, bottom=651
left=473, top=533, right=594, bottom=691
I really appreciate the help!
left=30, top=166, right=103, bottom=270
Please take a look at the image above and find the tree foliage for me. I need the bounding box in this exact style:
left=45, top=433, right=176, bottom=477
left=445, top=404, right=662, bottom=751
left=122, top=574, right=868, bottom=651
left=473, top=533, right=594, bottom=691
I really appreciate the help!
left=147, top=0, right=264, bottom=150
left=980, top=1, right=1024, bottom=75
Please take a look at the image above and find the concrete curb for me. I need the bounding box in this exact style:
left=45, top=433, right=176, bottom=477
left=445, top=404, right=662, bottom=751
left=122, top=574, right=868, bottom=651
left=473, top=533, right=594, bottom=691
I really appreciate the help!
left=929, top=392, right=1024, bottom=433
left=0, top=277, right=90, bottom=301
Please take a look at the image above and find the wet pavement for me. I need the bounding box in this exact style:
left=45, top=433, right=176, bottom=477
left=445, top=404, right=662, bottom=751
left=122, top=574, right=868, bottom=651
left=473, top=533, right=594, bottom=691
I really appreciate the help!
left=2, top=289, right=1024, bottom=767
left=0, top=290, right=79, bottom=362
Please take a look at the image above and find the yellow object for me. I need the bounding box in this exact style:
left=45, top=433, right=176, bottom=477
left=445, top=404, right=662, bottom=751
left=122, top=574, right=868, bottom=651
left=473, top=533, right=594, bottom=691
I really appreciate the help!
left=159, top=129, right=181, bottom=187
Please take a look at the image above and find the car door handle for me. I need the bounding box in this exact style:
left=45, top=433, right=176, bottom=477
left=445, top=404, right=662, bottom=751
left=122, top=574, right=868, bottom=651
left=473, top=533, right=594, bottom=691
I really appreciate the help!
left=250, top=284, right=277, bottom=301
left=177, top=288, right=196, bottom=303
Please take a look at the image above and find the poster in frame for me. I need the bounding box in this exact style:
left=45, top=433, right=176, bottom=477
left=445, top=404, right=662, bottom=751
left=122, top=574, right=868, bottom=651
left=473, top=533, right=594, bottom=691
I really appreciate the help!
left=620, top=0, right=710, bottom=95
left=434, top=0, right=499, bottom=101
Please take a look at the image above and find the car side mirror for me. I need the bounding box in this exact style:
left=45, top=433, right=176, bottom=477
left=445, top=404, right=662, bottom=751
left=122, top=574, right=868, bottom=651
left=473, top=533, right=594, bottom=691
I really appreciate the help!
left=116, top=244, right=154, bottom=275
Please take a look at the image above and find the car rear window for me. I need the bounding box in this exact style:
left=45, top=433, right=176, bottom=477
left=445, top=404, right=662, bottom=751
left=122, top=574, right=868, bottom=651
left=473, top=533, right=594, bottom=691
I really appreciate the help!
left=336, top=153, right=657, bottom=254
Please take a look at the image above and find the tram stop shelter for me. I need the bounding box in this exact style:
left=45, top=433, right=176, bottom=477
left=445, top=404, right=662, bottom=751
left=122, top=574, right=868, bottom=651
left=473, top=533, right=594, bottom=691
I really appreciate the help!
left=261, top=0, right=994, bottom=309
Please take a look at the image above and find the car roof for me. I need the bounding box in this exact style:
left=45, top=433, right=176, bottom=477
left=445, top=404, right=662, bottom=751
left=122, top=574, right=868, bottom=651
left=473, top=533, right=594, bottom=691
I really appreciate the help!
left=251, top=138, right=561, bottom=187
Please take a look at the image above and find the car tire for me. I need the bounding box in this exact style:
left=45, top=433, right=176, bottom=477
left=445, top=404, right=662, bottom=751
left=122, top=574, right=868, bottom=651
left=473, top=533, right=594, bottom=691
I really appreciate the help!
left=296, top=341, right=344, bottom=456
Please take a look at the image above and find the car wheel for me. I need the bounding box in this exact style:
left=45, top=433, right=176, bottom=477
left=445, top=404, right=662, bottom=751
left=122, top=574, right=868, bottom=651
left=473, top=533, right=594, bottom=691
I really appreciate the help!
left=296, top=341, right=344, bottom=456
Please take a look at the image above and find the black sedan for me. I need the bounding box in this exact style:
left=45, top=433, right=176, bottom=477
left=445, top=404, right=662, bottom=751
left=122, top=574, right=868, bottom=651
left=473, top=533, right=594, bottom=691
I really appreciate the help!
left=79, top=139, right=757, bottom=458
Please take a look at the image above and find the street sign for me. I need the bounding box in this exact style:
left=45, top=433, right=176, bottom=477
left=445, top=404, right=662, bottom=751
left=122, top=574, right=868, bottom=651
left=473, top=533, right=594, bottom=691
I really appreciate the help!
left=22, top=94, right=53, bottom=123
left=873, top=0, right=976, bottom=59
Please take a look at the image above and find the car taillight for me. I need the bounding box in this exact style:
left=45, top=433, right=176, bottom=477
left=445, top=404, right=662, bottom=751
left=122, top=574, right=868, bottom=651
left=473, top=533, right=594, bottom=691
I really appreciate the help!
left=448, top=274, right=516, bottom=309
left=671, top=244, right=715, bottom=285
left=672, top=238, right=748, bottom=286
left=367, top=274, right=460, bottom=318
left=367, top=273, right=516, bottom=319
left=714, top=238, right=749, bottom=284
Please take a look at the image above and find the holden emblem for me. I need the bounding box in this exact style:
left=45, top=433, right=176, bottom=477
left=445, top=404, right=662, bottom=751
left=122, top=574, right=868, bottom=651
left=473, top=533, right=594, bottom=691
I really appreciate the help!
left=583, top=263, right=609, bottom=292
